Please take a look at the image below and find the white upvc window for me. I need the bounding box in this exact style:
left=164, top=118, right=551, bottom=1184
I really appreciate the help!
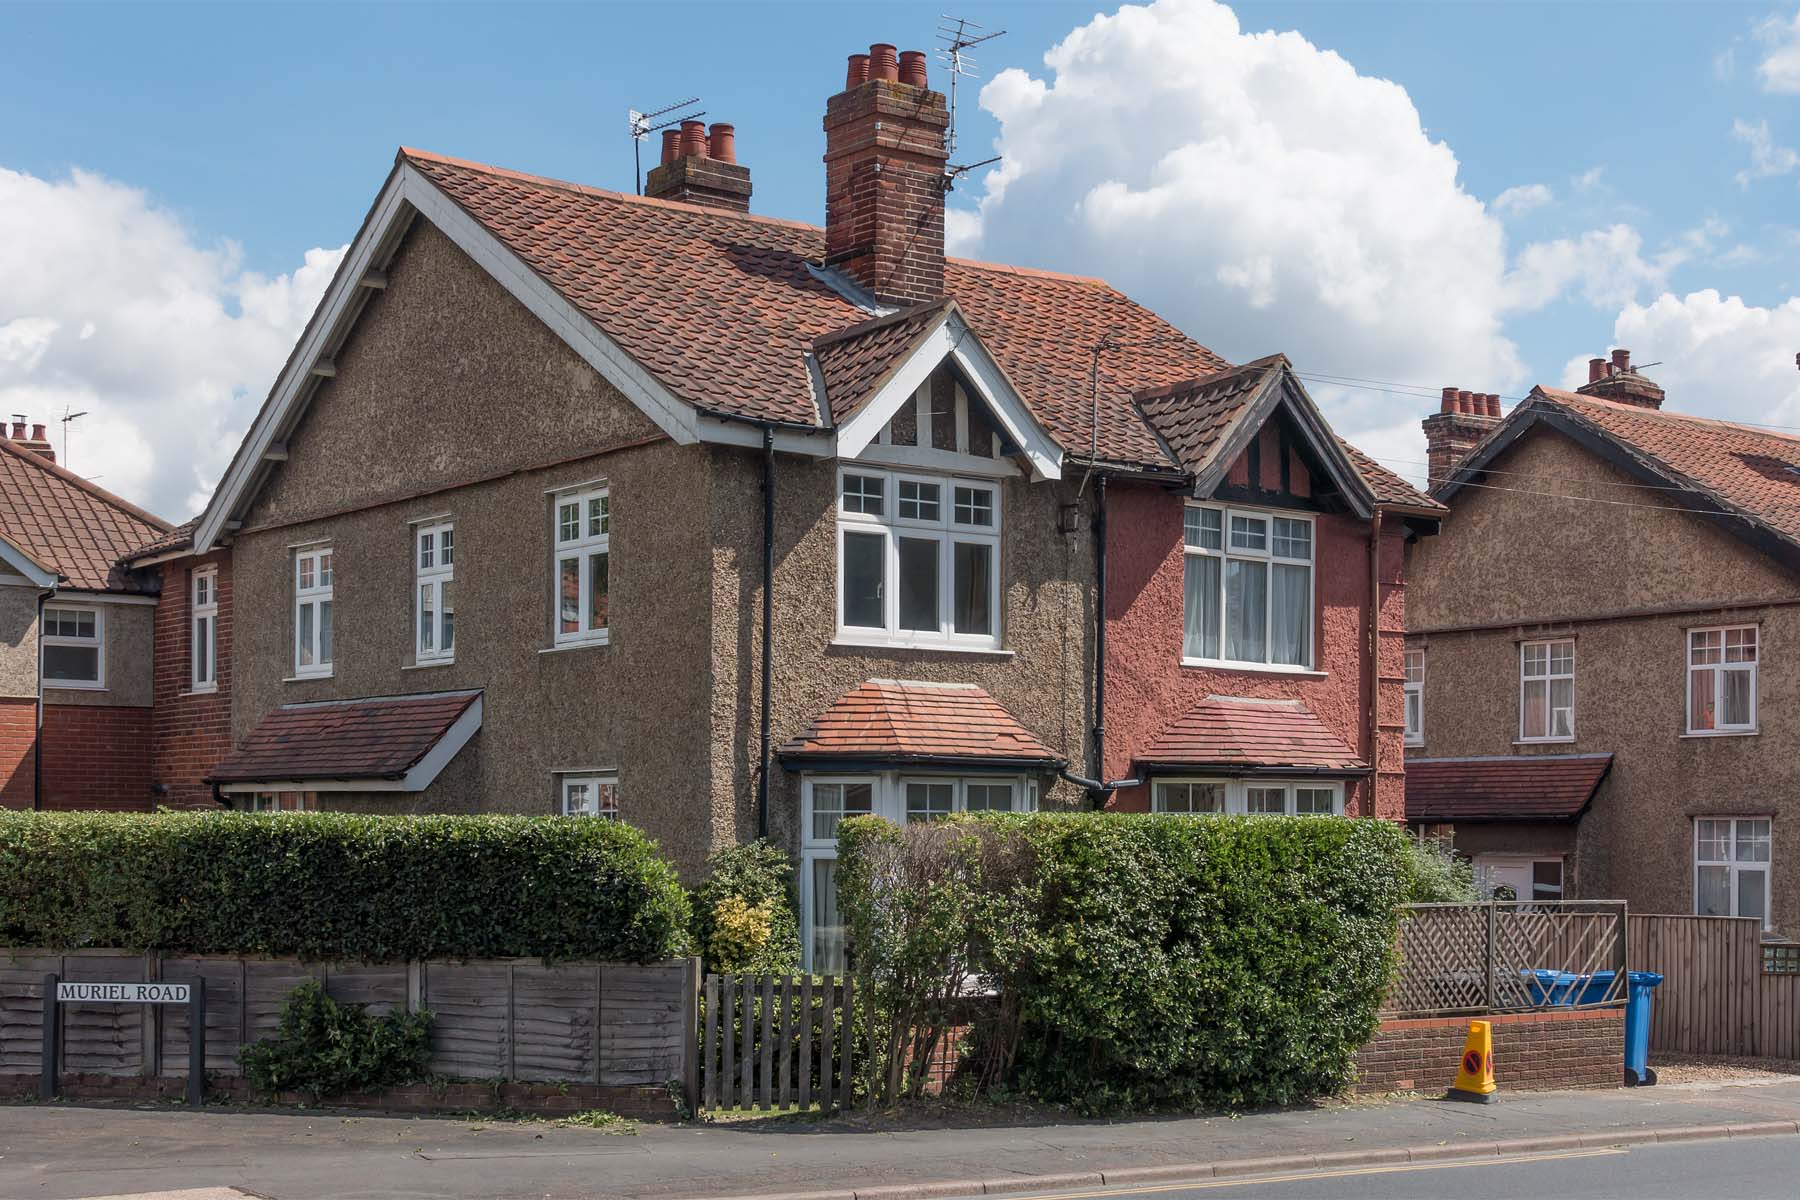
left=247, top=791, right=315, bottom=813
left=553, top=487, right=609, bottom=647
left=1403, top=647, right=1425, bottom=746
left=1151, top=778, right=1343, bottom=816
left=191, top=567, right=218, bottom=692
left=42, top=604, right=103, bottom=689
left=1688, top=625, right=1757, bottom=734
left=1696, top=817, right=1772, bottom=928
left=1519, top=638, right=1574, bottom=742
left=415, top=521, right=455, bottom=663
left=561, top=773, right=619, bottom=819
left=1181, top=504, right=1314, bottom=670
left=292, top=546, right=333, bottom=678
left=835, top=467, right=1001, bottom=651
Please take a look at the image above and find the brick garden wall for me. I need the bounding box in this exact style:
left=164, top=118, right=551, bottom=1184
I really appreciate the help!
left=150, top=553, right=232, bottom=809
left=39, top=703, right=151, bottom=811
left=1354, top=1007, right=1625, bottom=1094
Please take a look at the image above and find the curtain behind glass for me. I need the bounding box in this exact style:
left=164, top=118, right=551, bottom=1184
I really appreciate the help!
left=1271, top=563, right=1309, bottom=665
left=1183, top=555, right=1220, bottom=659
left=1226, top=559, right=1267, bottom=662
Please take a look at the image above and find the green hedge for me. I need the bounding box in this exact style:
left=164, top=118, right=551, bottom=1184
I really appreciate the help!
left=690, top=839, right=801, bottom=974
left=837, top=812, right=1409, bottom=1112
left=0, top=811, right=690, bottom=963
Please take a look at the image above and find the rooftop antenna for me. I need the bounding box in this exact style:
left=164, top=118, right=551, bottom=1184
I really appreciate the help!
left=937, top=14, right=1005, bottom=189
left=60, top=406, right=87, bottom=471
left=628, top=96, right=704, bottom=196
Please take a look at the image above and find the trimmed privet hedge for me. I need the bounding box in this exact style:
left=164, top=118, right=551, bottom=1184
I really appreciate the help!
left=837, top=812, right=1409, bottom=1112
left=0, top=811, right=690, bottom=963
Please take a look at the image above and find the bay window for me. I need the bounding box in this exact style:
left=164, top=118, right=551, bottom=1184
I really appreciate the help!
left=415, top=521, right=455, bottom=663
left=1403, top=647, right=1424, bottom=745
left=191, top=567, right=217, bottom=691
left=1519, top=639, right=1574, bottom=742
left=1696, top=817, right=1771, bottom=927
left=1182, top=504, right=1313, bottom=669
left=553, top=486, right=609, bottom=647
left=293, top=546, right=333, bottom=678
left=1151, top=778, right=1342, bottom=815
left=1688, top=626, right=1757, bottom=734
left=42, top=605, right=102, bottom=688
left=837, top=468, right=1000, bottom=650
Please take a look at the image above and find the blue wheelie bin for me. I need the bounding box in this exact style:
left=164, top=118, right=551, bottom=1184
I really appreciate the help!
left=1623, top=971, right=1664, bottom=1086
left=1525, top=969, right=1579, bottom=1005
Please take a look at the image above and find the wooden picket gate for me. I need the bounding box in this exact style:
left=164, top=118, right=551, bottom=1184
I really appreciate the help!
left=700, top=974, right=855, bottom=1113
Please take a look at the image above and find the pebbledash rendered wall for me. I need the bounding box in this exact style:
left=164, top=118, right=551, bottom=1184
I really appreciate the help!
left=1353, top=1008, right=1626, bottom=1094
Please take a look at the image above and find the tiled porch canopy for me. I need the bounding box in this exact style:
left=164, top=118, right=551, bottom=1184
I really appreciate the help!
left=207, top=690, right=482, bottom=793
left=778, top=679, right=1063, bottom=772
left=1138, top=695, right=1369, bottom=776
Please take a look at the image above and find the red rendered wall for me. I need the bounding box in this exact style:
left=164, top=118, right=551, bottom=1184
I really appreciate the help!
left=0, top=696, right=35, bottom=809
left=150, top=553, right=232, bottom=809
left=40, top=702, right=152, bottom=810
left=1102, top=478, right=1409, bottom=819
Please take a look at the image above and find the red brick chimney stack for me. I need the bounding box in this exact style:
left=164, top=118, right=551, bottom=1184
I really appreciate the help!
left=644, top=116, right=753, bottom=212
left=1422, top=386, right=1502, bottom=488
left=823, top=41, right=951, bottom=305
left=1577, top=347, right=1665, bottom=410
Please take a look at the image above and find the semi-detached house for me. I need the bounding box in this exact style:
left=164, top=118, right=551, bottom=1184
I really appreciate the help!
left=146, top=42, right=1439, bottom=969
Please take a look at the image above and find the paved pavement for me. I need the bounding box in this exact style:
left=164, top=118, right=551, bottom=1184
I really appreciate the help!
left=3, top=1077, right=1800, bottom=1200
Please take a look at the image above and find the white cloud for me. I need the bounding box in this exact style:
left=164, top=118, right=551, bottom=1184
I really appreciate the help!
left=1492, top=183, right=1553, bottom=218
left=1572, top=165, right=1607, bottom=194
left=1755, top=10, right=1800, bottom=93
left=1732, top=117, right=1800, bottom=186
left=0, top=165, right=344, bottom=518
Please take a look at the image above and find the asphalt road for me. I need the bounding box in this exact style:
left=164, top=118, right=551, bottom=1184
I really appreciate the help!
left=984, top=1136, right=1800, bottom=1200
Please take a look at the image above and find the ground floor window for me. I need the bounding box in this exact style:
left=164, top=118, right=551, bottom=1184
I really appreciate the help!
left=1150, top=778, right=1343, bottom=816
left=1473, top=855, right=1564, bottom=901
left=246, top=791, right=315, bottom=813
left=800, top=771, right=1040, bottom=972
left=561, top=773, right=619, bottom=819
left=1696, top=817, right=1771, bottom=926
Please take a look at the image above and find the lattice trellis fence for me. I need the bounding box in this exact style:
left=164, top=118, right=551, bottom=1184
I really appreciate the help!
left=1385, top=901, right=1628, bottom=1017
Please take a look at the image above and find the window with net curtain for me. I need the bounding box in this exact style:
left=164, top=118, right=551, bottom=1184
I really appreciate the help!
left=1182, top=505, right=1312, bottom=668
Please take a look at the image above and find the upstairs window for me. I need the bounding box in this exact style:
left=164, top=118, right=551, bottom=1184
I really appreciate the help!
left=1519, top=638, right=1574, bottom=742
left=1403, top=648, right=1425, bottom=746
left=561, top=773, right=619, bottom=820
left=42, top=605, right=102, bottom=688
left=1182, top=505, right=1313, bottom=669
left=293, top=546, right=333, bottom=678
left=836, top=467, right=1000, bottom=650
left=1689, top=626, right=1756, bottom=734
left=191, top=566, right=218, bottom=692
left=415, top=521, right=455, bottom=663
left=553, top=487, right=609, bottom=647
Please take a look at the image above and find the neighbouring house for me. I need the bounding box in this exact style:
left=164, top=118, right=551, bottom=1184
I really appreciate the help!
left=1407, top=351, right=1797, bottom=935
left=0, top=421, right=172, bottom=810
left=179, top=42, right=1437, bottom=968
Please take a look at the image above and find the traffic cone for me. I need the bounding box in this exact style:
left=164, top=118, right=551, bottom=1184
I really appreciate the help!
left=1445, top=1019, right=1497, bottom=1103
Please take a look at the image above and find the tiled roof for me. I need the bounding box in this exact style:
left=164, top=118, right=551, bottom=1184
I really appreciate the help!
left=779, top=680, right=1063, bottom=765
left=125, top=516, right=198, bottom=561
left=1136, top=356, right=1280, bottom=474
left=1405, top=753, right=1613, bottom=822
left=404, top=149, right=1228, bottom=469
left=1138, top=696, right=1369, bottom=772
left=813, top=301, right=951, bottom=423
left=1535, top=388, right=1800, bottom=544
left=208, top=691, right=481, bottom=784
left=1339, top=438, right=1444, bottom=510
left=0, top=438, right=171, bottom=592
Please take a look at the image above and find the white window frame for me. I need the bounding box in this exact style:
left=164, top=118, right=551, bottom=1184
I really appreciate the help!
left=247, top=791, right=314, bottom=813
left=834, top=466, right=1002, bottom=652
left=1180, top=503, right=1316, bottom=672
left=552, top=486, right=610, bottom=648
left=415, top=521, right=455, bottom=664
left=1694, top=816, right=1773, bottom=929
left=1150, top=777, right=1344, bottom=816
left=190, top=566, right=218, bottom=693
left=1687, top=625, right=1757, bottom=735
left=1403, top=647, right=1424, bottom=746
left=41, top=604, right=104, bottom=690
left=560, top=773, right=619, bottom=819
left=292, top=545, right=333, bottom=679
left=1518, top=638, right=1575, bottom=743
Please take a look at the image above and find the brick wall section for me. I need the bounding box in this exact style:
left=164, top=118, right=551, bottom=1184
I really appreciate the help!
left=39, top=703, right=152, bottom=810
left=150, top=552, right=231, bottom=809
left=823, top=79, right=949, bottom=306
left=1354, top=1008, right=1625, bottom=1094
left=0, top=696, right=34, bottom=808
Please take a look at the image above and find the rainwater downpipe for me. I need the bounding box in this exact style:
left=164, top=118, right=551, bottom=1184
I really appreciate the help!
left=1366, top=509, right=1383, bottom=815
left=31, top=587, right=51, bottom=811
left=757, top=426, right=775, bottom=841
left=1059, top=472, right=1141, bottom=805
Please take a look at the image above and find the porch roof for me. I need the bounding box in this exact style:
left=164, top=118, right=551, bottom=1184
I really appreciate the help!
left=1405, top=753, right=1614, bottom=823
left=778, top=680, right=1063, bottom=771
left=1137, top=696, right=1369, bottom=775
left=208, top=690, right=482, bottom=792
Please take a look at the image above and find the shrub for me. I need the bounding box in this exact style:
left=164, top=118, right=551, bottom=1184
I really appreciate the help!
left=239, top=980, right=432, bottom=1102
left=690, top=840, right=800, bottom=974
left=0, top=811, right=690, bottom=962
left=1399, top=831, right=1480, bottom=903
left=837, top=812, right=1410, bottom=1113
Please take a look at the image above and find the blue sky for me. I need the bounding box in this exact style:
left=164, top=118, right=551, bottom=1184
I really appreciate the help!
left=4, top=0, right=1800, bottom=514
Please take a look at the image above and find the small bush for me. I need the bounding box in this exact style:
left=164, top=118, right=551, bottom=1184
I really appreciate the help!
left=1400, top=832, right=1480, bottom=903
left=690, top=840, right=800, bottom=974
left=0, top=811, right=690, bottom=962
left=239, top=980, right=432, bottom=1102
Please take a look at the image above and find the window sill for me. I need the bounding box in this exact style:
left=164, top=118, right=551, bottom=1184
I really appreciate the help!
left=1682, top=729, right=1759, bottom=739
left=44, top=681, right=106, bottom=692
left=1403, top=739, right=1424, bottom=750
left=1514, top=737, right=1576, bottom=746
left=283, top=672, right=334, bottom=683
left=179, top=686, right=219, bottom=698
left=1180, top=658, right=1326, bottom=679
left=541, top=636, right=610, bottom=655
left=403, top=659, right=456, bottom=671
left=830, top=635, right=1013, bottom=658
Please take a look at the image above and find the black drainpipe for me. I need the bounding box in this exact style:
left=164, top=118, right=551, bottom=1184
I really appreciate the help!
left=32, top=588, right=50, bottom=811
left=757, top=427, right=775, bottom=840
left=1059, top=472, right=1140, bottom=805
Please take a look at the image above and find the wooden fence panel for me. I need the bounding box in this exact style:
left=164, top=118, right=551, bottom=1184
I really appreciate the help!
left=0, top=953, right=59, bottom=1071
left=598, top=962, right=688, bottom=1086
left=420, top=961, right=511, bottom=1080
left=512, top=962, right=598, bottom=1083
left=243, top=958, right=318, bottom=1048
left=158, top=956, right=247, bottom=1074
left=1630, top=915, right=1760, bottom=1056
left=699, top=973, right=855, bottom=1113
left=1759, top=972, right=1800, bottom=1060
left=60, top=952, right=149, bottom=1076
left=322, top=962, right=408, bottom=1014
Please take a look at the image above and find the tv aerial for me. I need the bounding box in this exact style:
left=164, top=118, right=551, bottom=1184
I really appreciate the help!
left=628, top=96, right=704, bottom=195
left=937, top=14, right=1005, bottom=189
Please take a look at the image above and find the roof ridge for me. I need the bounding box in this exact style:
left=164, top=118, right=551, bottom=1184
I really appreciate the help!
left=1132, top=353, right=1285, bottom=404
left=811, top=299, right=952, bottom=351
left=0, top=437, right=171, bottom=533
left=1542, top=387, right=1800, bottom=446
left=944, top=256, right=1112, bottom=288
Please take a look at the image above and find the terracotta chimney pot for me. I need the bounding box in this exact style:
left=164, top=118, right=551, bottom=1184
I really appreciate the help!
left=708, top=123, right=736, bottom=164
left=869, top=43, right=899, bottom=82
left=30, top=424, right=45, bottom=442
left=659, top=129, right=680, bottom=166
left=1486, top=394, right=1502, bottom=418
left=1441, top=386, right=1459, bottom=413
left=678, top=119, right=709, bottom=159
left=1588, top=357, right=1606, bottom=384
left=1612, top=348, right=1631, bottom=373
left=9, top=420, right=22, bottom=440
left=846, top=53, right=871, bottom=88
left=899, top=50, right=928, bottom=88
left=1457, top=389, right=1476, bottom=415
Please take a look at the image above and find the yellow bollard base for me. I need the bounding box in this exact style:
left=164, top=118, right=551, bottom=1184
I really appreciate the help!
left=1444, top=1086, right=1499, bottom=1104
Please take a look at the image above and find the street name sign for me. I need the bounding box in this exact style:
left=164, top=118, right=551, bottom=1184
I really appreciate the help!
left=56, top=981, right=191, bottom=1004
left=41, top=972, right=206, bottom=1105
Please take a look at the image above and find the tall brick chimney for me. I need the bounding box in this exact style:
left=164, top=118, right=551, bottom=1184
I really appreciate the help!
left=7, top=417, right=53, bottom=463
left=644, top=119, right=752, bottom=212
left=1576, top=348, right=1664, bottom=410
left=1421, top=388, right=1501, bottom=487
left=823, top=42, right=950, bottom=305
